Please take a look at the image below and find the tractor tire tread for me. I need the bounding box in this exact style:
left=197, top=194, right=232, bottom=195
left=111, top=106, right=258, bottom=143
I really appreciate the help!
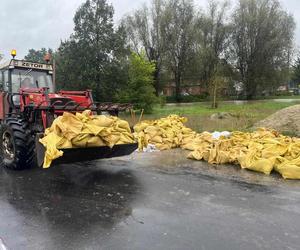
left=1, top=117, right=36, bottom=170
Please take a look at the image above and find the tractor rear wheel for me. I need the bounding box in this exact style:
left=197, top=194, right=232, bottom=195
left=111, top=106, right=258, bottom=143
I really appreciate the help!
left=0, top=118, right=36, bottom=170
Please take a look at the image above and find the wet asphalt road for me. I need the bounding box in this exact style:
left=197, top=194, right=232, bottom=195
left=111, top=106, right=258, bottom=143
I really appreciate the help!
left=0, top=150, right=300, bottom=250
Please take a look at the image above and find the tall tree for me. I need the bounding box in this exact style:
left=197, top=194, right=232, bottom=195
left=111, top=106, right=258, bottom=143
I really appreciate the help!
left=24, top=48, right=53, bottom=63
left=292, top=56, right=300, bottom=85
left=123, top=0, right=165, bottom=96
left=56, top=0, right=129, bottom=101
left=194, top=0, right=232, bottom=88
left=56, top=39, right=83, bottom=90
left=161, top=0, right=195, bottom=102
left=232, top=0, right=295, bottom=99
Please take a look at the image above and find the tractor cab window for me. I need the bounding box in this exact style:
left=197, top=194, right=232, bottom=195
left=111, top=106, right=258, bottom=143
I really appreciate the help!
left=11, top=68, right=53, bottom=93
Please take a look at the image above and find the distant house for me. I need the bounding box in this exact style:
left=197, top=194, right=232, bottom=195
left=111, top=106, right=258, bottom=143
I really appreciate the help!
left=277, top=85, right=288, bottom=92
left=233, top=82, right=244, bottom=95
left=163, top=81, right=207, bottom=97
left=277, top=80, right=300, bottom=95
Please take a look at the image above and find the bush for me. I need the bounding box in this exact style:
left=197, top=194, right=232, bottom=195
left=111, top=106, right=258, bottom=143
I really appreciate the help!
left=166, top=93, right=209, bottom=103
left=274, top=91, right=293, bottom=96
left=159, top=96, right=167, bottom=107
left=118, top=53, right=158, bottom=113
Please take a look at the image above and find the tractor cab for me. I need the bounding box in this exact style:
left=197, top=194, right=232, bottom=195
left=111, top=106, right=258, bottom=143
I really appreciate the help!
left=0, top=59, right=54, bottom=94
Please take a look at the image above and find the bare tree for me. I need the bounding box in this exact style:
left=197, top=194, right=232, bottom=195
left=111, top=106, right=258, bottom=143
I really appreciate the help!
left=161, top=0, right=195, bottom=102
left=209, top=61, right=232, bottom=108
left=232, top=0, right=295, bottom=99
left=123, top=0, right=165, bottom=95
left=194, top=0, right=232, bottom=88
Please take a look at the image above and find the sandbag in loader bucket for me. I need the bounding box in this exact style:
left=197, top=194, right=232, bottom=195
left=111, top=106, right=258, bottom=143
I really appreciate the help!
left=36, top=111, right=138, bottom=168
left=36, top=137, right=138, bottom=167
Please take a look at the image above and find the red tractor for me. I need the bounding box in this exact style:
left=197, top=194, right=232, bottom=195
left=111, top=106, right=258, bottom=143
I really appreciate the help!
left=0, top=51, right=137, bottom=170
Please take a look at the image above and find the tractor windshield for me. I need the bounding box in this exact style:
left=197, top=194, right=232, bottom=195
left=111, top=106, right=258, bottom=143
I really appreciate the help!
left=11, top=68, right=54, bottom=93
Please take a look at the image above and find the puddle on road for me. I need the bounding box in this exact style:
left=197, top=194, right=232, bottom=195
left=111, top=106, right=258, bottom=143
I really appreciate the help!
left=0, top=163, right=144, bottom=246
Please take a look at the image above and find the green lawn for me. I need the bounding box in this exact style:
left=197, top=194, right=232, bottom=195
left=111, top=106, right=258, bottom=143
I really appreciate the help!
left=123, top=100, right=300, bottom=132
left=154, top=100, right=298, bottom=116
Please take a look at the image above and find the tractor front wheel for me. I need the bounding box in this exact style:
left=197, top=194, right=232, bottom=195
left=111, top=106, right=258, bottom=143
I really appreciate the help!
left=0, top=118, right=36, bottom=170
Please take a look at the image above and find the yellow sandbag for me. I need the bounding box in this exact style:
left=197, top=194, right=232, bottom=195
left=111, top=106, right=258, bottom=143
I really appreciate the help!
left=150, top=135, right=163, bottom=144
left=275, top=157, right=300, bottom=179
left=98, top=127, right=113, bottom=137
left=285, top=142, right=300, bottom=159
left=91, top=115, right=114, bottom=127
left=144, top=126, right=160, bottom=138
left=116, top=120, right=131, bottom=132
left=43, top=147, right=63, bottom=169
left=39, top=133, right=64, bottom=168
left=83, top=123, right=105, bottom=136
left=58, top=112, right=83, bottom=140
left=56, top=138, right=73, bottom=149
left=242, top=157, right=275, bottom=175
left=71, top=133, right=90, bottom=147
left=188, top=150, right=206, bottom=161
left=218, top=151, right=232, bottom=164
left=87, top=136, right=106, bottom=147
left=261, top=143, right=287, bottom=158
left=117, top=134, right=135, bottom=145
left=45, top=118, right=62, bottom=136
left=76, top=110, right=92, bottom=122
left=102, top=134, right=121, bottom=148
left=134, top=122, right=150, bottom=133
left=137, top=132, right=147, bottom=151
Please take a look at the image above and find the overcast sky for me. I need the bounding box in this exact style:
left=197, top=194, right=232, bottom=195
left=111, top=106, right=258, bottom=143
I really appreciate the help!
left=0, top=0, right=299, bottom=60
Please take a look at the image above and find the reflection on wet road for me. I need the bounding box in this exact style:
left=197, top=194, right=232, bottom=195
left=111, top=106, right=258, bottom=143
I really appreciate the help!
left=0, top=150, right=300, bottom=250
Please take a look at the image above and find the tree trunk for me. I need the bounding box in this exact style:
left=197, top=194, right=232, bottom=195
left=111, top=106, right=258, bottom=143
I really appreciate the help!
left=175, top=70, right=181, bottom=103
left=212, top=82, right=218, bottom=109
left=245, top=80, right=257, bottom=100
left=154, top=67, right=160, bottom=96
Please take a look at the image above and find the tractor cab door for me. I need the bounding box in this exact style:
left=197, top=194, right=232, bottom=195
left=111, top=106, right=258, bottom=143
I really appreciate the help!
left=0, top=69, right=10, bottom=120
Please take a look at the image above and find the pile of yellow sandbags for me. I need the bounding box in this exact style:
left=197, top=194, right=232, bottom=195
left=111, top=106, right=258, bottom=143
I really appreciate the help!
left=40, top=110, right=135, bottom=168
left=134, top=115, right=300, bottom=180
left=187, top=128, right=300, bottom=180
left=133, top=115, right=196, bottom=151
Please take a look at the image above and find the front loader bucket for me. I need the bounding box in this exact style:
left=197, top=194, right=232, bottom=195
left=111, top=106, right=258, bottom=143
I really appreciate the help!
left=36, top=136, right=138, bottom=167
